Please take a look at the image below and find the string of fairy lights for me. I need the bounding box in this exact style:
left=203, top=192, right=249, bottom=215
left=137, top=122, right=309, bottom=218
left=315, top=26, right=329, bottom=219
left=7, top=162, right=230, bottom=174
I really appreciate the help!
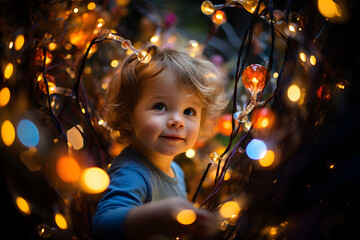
left=0, top=0, right=352, bottom=239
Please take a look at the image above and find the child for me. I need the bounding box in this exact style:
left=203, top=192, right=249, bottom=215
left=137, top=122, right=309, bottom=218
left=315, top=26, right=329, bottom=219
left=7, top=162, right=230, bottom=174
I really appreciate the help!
left=92, top=44, right=227, bottom=239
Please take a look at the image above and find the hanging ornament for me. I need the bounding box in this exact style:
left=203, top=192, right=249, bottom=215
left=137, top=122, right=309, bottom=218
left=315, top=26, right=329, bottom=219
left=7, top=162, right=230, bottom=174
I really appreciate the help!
left=234, top=64, right=267, bottom=122
left=34, top=49, right=53, bottom=66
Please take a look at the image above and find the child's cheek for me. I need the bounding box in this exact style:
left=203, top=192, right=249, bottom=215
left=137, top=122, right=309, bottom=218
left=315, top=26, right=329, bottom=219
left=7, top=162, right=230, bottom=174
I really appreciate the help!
left=137, top=118, right=162, bottom=140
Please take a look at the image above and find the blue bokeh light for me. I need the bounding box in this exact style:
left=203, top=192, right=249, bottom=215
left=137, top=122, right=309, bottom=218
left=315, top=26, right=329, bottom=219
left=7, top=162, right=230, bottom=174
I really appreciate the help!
left=17, top=119, right=39, bottom=147
left=246, top=139, right=267, bottom=160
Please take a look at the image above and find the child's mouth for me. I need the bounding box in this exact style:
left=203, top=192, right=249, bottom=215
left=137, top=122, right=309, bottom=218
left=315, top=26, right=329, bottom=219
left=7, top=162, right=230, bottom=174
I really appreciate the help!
left=160, top=135, right=185, bottom=142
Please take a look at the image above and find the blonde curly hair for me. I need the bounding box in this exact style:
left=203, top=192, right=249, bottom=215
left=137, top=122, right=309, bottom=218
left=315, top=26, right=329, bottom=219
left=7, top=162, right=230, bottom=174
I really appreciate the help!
left=105, top=44, right=228, bottom=144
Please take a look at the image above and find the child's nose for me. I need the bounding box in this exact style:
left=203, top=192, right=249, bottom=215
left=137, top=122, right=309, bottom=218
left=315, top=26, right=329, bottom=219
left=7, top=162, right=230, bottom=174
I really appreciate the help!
left=167, top=112, right=184, bottom=128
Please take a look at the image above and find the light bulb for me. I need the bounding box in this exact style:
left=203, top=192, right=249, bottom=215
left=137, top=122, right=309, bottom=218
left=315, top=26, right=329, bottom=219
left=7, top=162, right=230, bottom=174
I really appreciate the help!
left=201, top=1, right=215, bottom=15
left=137, top=50, right=151, bottom=63
left=242, top=64, right=267, bottom=93
left=236, top=0, right=266, bottom=14
left=212, top=10, right=227, bottom=25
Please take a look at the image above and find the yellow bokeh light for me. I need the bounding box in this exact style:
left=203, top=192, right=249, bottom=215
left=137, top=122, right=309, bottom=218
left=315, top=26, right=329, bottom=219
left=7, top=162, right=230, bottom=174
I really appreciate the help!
left=259, top=150, right=275, bottom=167
left=150, top=35, right=159, bottom=44
left=56, top=156, right=81, bottom=183
left=287, top=84, right=301, bottom=102
left=16, top=196, right=31, bottom=215
left=110, top=59, right=119, bottom=68
left=55, top=213, right=68, bottom=229
left=66, top=125, right=84, bottom=150
left=317, top=0, right=342, bottom=19
left=310, top=55, right=317, bottom=65
left=176, top=209, right=197, bottom=225
left=185, top=149, right=196, bottom=158
left=288, top=24, right=296, bottom=33
left=270, top=226, right=278, bottom=236
left=80, top=167, right=110, bottom=194
left=87, top=2, right=96, bottom=10
left=299, top=52, right=306, bottom=63
left=1, top=120, right=15, bottom=147
left=48, top=42, right=57, bottom=51
left=4, top=62, right=14, bottom=79
left=14, top=34, right=25, bottom=51
left=0, top=87, right=11, bottom=107
left=219, top=201, right=240, bottom=218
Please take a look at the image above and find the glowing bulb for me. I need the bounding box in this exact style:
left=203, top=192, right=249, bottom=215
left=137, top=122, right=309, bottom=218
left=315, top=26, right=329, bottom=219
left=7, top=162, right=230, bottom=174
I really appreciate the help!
left=87, top=2, right=96, bottom=10
left=252, top=108, right=275, bottom=129
left=80, top=167, right=110, bottom=194
left=0, top=87, right=10, bottom=107
left=185, top=149, right=196, bottom=158
left=287, top=84, right=301, bottom=102
left=246, top=139, right=267, bottom=160
left=201, top=1, right=215, bottom=15
left=317, top=0, right=342, bottom=19
left=37, top=223, right=53, bottom=238
left=176, top=209, right=197, bottom=225
left=4, top=62, right=14, bottom=79
left=56, top=156, right=81, bottom=183
left=14, top=34, right=25, bottom=51
left=16, top=196, right=31, bottom=215
left=36, top=73, right=56, bottom=95
left=97, top=18, right=105, bottom=28
left=1, top=120, right=15, bottom=147
left=110, top=59, right=119, bottom=68
left=137, top=50, right=151, bottom=63
left=150, top=35, right=160, bottom=44
left=299, top=52, right=306, bottom=63
left=259, top=150, right=275, bottom=167
left=288, top=24, right=296, bottom=32
left=336, top=79, right=349, bottom=90
left=73, top=8, right=79, bottom=13
left=310, top=55, right=317, bottom=65
left=189, top=40, right=199, bottom=48
left=242, top=64, right=267, bottom=93
left=212, top=10, right=227, bottom=25
left=209, top=152, right=219, bottom=163
left=17, top=119, right=40, bottom=147
left=219, top=201, right=240, bottom=218
left=55, top=213, right=68, bottom=229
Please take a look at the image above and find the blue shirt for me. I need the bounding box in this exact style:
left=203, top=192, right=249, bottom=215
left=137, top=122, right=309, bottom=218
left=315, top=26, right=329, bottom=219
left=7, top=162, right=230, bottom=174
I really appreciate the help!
left=92, top=147, right=187, bottom=239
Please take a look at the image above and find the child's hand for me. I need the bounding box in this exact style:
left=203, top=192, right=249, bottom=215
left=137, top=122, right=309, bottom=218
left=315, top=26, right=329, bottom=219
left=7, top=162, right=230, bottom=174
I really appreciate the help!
left=125, top=197, right=218, bottom=239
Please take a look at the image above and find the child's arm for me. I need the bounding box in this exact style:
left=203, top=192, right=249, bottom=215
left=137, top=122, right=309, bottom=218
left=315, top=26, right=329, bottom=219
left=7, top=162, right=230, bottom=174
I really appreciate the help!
left=92, top=165, right=149, bottom=239
left=125, top=197, right=217, bottom=239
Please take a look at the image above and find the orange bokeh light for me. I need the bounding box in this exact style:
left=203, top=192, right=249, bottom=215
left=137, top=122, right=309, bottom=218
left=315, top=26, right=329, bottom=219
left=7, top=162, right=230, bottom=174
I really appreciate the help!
left=56, top=156, right=81, bottom=183
left=212, top=10, right=227, bottom=25
left=252, top=108, right=275, bottom=129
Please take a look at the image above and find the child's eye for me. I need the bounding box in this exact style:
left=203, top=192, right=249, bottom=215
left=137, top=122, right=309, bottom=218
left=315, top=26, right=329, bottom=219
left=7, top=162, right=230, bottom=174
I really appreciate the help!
left=184, top=108, right=196, bottom=116
left=153, top=103, right=166, bottom=111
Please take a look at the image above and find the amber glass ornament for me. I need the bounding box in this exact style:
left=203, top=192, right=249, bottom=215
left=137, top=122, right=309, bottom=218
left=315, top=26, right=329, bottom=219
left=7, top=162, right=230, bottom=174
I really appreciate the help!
left=242, top=64, right=267, bottom=93
left=36, top=73, right=56, bottom=94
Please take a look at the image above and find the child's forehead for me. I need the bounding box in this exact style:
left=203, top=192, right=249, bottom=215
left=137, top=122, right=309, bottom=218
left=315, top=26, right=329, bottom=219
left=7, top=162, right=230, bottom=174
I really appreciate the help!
left=140, top=70, right=201, bottom=101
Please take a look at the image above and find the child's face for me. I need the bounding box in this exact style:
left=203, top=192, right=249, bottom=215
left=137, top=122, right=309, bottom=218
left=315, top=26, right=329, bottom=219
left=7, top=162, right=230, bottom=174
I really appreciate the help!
left=129, top=68, right=203, bottom=159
